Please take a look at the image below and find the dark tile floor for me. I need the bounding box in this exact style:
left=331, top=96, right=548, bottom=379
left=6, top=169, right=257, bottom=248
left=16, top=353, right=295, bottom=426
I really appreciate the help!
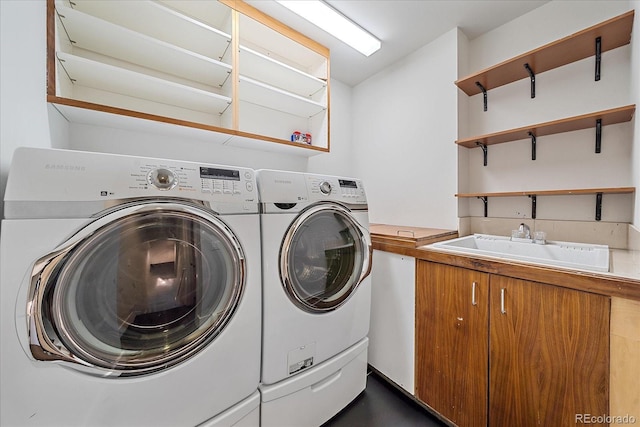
left=323, top=371, right=447, bottom=427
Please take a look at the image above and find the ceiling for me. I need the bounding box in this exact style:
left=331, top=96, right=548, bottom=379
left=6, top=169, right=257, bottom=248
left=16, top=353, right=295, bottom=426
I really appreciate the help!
left=246, top=0, right=550, bottom=87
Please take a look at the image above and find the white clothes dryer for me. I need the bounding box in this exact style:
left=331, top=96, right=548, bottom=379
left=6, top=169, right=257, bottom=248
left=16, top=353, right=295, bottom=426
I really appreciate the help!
left=0, top=148, right=261, bottom=427
left=256, top=169, right=372, bottom=426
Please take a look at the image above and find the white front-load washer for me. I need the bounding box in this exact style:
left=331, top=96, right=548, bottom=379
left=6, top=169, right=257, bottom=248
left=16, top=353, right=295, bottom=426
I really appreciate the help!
left=0, top=147, right=261, bottom=427
left=256, top=169, right=372, bottom=427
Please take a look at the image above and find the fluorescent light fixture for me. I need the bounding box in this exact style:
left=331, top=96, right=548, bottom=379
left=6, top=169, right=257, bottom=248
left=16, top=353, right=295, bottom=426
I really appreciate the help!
left=276, top=0, right=381, bottom=56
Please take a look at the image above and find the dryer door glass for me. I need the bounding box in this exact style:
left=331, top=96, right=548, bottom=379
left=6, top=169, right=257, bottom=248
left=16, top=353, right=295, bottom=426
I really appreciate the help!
left=29, top=203, right=245, bottom=376
left=281, top=204, right=371, bottom=312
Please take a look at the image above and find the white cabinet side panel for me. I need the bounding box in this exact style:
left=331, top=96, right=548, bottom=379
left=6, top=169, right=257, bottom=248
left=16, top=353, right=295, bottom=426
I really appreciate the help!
left=369, top=250, right=415, bottom=394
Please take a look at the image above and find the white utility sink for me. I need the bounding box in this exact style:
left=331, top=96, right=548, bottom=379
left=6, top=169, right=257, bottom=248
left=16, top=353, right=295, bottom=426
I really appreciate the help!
left=430, top=234, right=610, bottom=272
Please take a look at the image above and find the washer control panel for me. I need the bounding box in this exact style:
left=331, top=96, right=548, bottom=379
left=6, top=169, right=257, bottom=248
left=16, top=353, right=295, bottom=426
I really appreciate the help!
left=306, top=175, right=366, bottom=203
left=199, top=166, right=253, bottom=196
left=5, top=148, right=258, bottom=210
left=128, top=161, right=256, bottom=204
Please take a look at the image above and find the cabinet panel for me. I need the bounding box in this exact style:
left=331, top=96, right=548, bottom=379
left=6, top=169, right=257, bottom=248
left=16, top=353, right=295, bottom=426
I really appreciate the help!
left=369, top=251, right=415, bottom=394
left=415, top=261, right=489, bottom=426
left=489, top=275, right=610, bottom=426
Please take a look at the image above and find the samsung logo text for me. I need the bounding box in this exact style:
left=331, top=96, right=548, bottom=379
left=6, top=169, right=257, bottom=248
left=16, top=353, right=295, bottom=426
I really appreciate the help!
left=45, top=164, right=86, bottom=172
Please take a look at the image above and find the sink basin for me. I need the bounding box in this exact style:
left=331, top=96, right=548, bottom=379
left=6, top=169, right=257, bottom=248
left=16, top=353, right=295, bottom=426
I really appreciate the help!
left=430, top=234, right=610, bottom=272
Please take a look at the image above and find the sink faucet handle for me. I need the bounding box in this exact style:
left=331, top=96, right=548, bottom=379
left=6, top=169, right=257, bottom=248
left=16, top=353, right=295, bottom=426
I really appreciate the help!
left=518, top=223, right=531, bottom=239
left=533, top=230, right=547, bottom=244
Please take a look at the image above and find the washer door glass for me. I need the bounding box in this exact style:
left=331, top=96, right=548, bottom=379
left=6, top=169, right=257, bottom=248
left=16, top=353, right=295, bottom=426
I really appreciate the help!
left=29, top=202, right=244, bottom=376
left=280, top=204, right=371, bottom=312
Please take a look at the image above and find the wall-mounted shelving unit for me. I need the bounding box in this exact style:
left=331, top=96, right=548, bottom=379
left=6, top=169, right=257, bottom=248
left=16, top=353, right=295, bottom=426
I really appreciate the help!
left=456, top=187, right=636, bottom=220
left=456, top=8, right=635, bottom=225
left=47, top=0, right=330, bottom=156
left=455, top=10, right=634, bottom=110
left=457, top=105, right=636, bottom=165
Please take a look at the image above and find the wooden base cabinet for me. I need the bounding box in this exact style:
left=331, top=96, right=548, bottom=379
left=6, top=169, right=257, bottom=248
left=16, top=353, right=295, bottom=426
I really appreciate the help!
left=416, top=262, right=489, bottom=426
left=416, top=261, right=610, bottom=427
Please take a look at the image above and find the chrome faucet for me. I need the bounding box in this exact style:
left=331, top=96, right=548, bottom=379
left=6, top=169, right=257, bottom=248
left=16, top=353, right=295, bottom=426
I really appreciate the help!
left=518, top=223, right=531, bottom=239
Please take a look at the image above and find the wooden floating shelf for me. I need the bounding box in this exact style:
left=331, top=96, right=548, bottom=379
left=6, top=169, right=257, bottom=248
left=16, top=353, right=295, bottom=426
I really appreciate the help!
left=456, top=105, right=636, bottom=148
left=456, top=187, right=635, bottom=221
left=456, top=187, right=635, bottom=198
left=455, top=10, right=635, bottom=96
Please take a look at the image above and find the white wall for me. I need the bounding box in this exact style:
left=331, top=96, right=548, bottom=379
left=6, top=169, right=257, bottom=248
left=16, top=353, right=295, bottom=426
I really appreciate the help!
left=350, top=28, right=461, bottom=230
left=0, top=1, right=58, bottom=223
left=460, top=1, right=635, bottom=224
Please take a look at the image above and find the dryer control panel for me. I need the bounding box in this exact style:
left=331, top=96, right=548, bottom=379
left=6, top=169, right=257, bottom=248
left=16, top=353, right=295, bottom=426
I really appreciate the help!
left=306, top=175, right=367, bottom=204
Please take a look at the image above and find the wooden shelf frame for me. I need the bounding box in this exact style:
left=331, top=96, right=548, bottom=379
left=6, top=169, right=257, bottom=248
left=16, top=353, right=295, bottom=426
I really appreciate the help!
left=456, top=187, right=636, bottom=221
left=455, top=10, right=634, bottom=96
left=47, top=0, right=331, bottom=155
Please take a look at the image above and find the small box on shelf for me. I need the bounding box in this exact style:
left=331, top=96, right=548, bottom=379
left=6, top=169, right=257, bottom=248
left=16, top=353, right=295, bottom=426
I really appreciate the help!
left=291, top=131, right=312, bottom=145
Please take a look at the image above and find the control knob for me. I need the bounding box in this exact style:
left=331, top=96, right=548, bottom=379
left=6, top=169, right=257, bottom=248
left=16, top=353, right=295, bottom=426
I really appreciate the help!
left=319, top=181, right=332, bottom=195
left=148, top=168, right=178, bottom=190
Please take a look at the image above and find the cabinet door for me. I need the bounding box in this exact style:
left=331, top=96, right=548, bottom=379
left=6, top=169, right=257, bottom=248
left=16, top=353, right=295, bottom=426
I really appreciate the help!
left=489, top=275, right=610, bottom=426
left=415, top=261, right=489, bottom=426
left=369, top=251, right=415, bottom=394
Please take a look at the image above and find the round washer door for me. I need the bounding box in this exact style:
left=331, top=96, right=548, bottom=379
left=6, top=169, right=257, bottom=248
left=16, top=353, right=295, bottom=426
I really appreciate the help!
left=27, top=201, right=245, bottom=376
left=280, top=203, right=371, bottom=313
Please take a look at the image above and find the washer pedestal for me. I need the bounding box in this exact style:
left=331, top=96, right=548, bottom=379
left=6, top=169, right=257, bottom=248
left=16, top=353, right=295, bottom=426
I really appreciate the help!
left=260, top=338, right=368, bottom=427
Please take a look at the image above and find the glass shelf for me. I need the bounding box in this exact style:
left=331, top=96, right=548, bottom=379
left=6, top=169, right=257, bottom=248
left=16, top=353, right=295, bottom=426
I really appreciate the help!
left=239, top=46, right=326, bottom=99
left=57, top=4, right=232, bottom=88
left=57, top=52, right=232, bottom=115
left=60, top=0, right=232, bottom=60
left=239, top=76, right=326, bottom=118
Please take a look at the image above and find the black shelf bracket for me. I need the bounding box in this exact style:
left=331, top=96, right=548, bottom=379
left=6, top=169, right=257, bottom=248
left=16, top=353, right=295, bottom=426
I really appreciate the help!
left=595, top=118, right=602, bottom=153
left=595, top=192, right=603, bottom=221
left=529, top=195, right=537, bottom=219
left=476, top=82, right=488, bottom=111
left=524, top=63, right=535, bottom=98
left=529, top=132, right=537, bottom=160
left=478, top=196, right=489, bottom=217
left=477, top=142, right=488, bottom=166
left=595, top=36, right=602, bottom=81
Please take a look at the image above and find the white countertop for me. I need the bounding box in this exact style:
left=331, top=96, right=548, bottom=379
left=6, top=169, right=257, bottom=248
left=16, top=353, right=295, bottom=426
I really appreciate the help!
left=609, top=249, right=640, bottom=281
